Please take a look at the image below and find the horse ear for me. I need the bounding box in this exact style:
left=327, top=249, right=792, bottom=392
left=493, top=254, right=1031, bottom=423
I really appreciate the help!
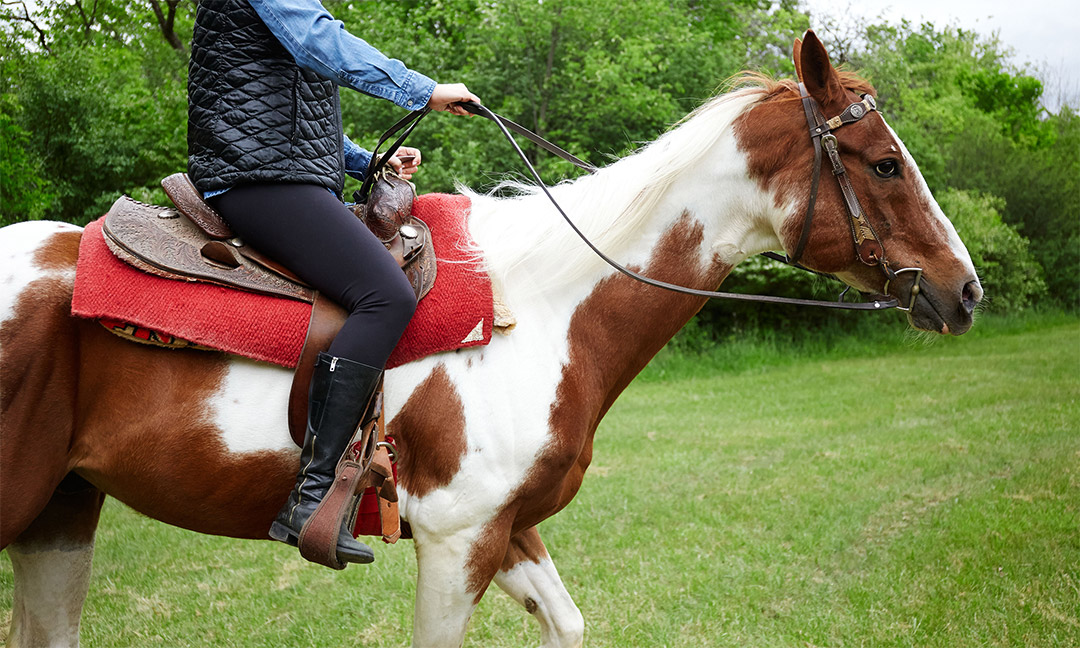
left=792, top=38, right=803, bottom=81
left=799, top=30, right=845, bottom=108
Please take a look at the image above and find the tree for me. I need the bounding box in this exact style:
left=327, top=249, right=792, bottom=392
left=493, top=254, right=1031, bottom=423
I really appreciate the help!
left=1, top=0, right=192, bottom=224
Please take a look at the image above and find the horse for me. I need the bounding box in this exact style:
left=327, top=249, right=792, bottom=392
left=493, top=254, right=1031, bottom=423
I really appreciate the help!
left=0, top=32, right=981, bottom=647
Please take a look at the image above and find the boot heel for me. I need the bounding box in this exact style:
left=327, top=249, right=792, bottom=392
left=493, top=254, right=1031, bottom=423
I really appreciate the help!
left=268, top=521, right=299, bottom=546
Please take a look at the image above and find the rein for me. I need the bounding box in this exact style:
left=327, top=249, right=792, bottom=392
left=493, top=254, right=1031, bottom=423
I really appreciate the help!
left=368, top=91, right=924, bottom=310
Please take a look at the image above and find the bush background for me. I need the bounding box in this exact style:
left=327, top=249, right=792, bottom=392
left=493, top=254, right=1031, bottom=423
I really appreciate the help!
left=2, top=0, right=1077, bottom=336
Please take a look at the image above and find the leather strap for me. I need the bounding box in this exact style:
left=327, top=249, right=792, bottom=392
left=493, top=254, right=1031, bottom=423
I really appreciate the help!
left=790, top=84, right=825, bottom=265
left=821, top=134, right=886, bottom=266
left=373, top=405, right=401, bottom=543
left=298, top=460, right=364, bottom=570
left=456, top=101, right=597, bottom=173
left=287, top=293, right=347, bottom=446
left=356, top=108, right=431, bottom=204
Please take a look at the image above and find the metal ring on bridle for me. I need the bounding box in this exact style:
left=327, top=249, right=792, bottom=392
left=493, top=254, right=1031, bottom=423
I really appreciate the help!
left=883, top=267, right=924, bottom=312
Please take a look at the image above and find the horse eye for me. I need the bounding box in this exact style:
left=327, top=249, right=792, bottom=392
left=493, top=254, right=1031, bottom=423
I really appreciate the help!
left=874, top=160, right=899, bottom=178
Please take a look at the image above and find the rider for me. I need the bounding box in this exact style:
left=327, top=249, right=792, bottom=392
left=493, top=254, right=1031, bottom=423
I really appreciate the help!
left=186, top=0, right=480, bottom=566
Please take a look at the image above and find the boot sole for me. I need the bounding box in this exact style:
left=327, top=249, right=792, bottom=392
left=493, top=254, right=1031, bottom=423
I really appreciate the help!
left=268, top=521, right=376, bottom=564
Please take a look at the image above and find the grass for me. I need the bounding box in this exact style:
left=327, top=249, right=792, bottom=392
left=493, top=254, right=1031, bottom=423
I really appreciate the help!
left=2, top=312, right=1078, bottom=647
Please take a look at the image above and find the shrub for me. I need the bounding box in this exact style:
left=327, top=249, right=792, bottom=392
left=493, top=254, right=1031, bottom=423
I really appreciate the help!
left=937, top=188, right=1047, bottom=311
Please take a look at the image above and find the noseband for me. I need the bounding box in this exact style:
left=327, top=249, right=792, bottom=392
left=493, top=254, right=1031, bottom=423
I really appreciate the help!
left=785, top=83, right=923, bottom=312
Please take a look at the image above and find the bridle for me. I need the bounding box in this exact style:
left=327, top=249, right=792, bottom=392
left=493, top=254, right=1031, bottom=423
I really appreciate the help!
left=362, top=88, right=925, bottom=311
left=777, top=83, right=923, bottom=312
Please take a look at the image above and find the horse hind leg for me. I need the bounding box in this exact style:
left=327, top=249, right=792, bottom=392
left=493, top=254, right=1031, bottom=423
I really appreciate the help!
left=493, top=527, right=584, bottom=648
left=5, top=475, right=105, bottom=648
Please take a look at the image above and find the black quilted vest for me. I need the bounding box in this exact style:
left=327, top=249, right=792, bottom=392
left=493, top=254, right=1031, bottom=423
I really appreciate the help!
left=187, top=0, right=345, bottom=196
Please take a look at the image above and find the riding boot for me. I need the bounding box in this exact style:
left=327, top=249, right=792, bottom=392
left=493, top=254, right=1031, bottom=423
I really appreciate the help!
left=268, top=352, right=380, bottom=564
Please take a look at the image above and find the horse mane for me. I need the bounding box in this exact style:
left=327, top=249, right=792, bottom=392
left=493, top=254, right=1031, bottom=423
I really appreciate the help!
left=465, top=87, right=759, bottom=292
left=722, top=69, right=876, bottom=101
left=464, top=69, right=875, bottom=293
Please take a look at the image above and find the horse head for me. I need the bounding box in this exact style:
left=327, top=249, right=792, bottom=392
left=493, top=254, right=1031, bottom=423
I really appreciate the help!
left=738, top=30, right=982, bottom=334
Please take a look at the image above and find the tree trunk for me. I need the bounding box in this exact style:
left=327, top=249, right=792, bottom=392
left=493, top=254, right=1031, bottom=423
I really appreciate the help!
left=149, top=0, right=186, bottom=53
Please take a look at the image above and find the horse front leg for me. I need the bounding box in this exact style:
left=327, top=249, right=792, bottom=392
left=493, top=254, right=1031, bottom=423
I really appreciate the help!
left=493, top=526, right=584, bottom=648
left=410, top=517, right=512, bottom=648
left=6, top=476, right=106, bottom=648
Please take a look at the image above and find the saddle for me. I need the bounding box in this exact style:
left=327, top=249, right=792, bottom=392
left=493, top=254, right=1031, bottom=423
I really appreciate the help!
left=101, top=173, right=431, bottom=562
left=103, top=173, right=436, bottom=304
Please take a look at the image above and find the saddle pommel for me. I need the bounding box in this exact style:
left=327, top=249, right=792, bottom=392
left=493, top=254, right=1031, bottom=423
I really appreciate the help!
left=161, top=173, right=235, bottom=240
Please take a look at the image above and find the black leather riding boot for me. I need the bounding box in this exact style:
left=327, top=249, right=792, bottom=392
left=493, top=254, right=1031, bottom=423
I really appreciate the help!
left=268, top=352, right=380, bottom=564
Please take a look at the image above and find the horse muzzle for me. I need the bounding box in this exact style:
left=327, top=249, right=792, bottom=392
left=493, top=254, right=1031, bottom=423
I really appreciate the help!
left=891, top=270, right=983, bottom=335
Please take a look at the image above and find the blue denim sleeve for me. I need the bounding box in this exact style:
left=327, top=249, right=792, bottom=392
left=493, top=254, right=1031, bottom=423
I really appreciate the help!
left=343, top=135, right=372, bottom=181
left=249, top=0, right=436, bottom=111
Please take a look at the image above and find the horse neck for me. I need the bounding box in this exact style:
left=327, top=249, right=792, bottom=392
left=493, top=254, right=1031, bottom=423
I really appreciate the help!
left=470, top=99, right=785, bottom=418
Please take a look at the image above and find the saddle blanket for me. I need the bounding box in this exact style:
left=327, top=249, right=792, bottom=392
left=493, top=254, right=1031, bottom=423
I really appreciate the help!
left=71, top=193, right=494, bottom=369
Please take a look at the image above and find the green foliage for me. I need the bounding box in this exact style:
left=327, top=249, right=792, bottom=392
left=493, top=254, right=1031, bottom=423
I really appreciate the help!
left=936, top=188, right=1046, bottom=311
left=940, top=109, right=1080, bottom=308
left=956, top=67, right=1047, bottom=143
left=332, top=0, right=764, bottom=196
left=0, top=107, right=55, bottom=222
left=1, top=1, right=1076, bottom=312
left=1, top=0, right=191, bottom=224
left=9, top=45, right=187, bottom=224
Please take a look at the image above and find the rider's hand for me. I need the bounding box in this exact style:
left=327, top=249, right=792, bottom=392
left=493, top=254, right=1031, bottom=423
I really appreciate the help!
left=427, top=83, right=482, bottom=116
left=387, top=146, right=421, bottom=180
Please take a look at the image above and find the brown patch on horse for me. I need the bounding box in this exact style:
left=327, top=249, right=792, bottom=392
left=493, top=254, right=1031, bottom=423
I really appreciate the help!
left=1, top=271, right=82, bottom=547
left=67, top=323, right=298, bottom=539
left=500, top=526, right=550, bottom=571
left=462, top=213, right=729, bottom=599
left=465, top=508, right=515, bottom=602
left=30, top=228, right=82, bottom=272
left=388, top=364, right=468, bottom=499
left=527, top=213, right=728, bottom=526
left=734, top=85, right=857, bottom=275
left=466, top=214, right=729, bottom=594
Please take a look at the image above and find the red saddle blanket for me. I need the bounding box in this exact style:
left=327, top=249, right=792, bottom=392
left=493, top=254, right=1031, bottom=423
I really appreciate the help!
left=72, top=193, right=493, bottom=369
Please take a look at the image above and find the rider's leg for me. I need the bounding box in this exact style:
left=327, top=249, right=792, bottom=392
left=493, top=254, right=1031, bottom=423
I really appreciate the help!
left=212, top=183, right=416, bottom=564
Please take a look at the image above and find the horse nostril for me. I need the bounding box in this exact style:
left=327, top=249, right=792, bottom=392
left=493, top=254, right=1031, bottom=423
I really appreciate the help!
left=961, top=280, right=982, bottom=314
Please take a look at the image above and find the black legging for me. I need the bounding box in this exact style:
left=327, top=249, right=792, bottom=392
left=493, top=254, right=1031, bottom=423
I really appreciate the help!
left=211, top=183, right=416, bottom=369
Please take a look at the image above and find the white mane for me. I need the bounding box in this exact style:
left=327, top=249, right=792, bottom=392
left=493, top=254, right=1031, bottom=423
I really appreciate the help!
left=463, top=88, right=763, bottom=293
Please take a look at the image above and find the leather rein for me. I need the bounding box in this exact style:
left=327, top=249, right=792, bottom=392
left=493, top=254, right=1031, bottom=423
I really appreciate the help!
left=364, top=89, right=925, bottom=311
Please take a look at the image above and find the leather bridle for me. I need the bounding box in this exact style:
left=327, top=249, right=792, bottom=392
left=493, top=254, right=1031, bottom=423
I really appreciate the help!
left=776, top=83, right=923, bottom=312
left=365, top=90, right=925, bottom=311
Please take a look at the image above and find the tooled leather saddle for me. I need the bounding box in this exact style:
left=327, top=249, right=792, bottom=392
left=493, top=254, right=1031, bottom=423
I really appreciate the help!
left=104, top=172, right=436, bottom=303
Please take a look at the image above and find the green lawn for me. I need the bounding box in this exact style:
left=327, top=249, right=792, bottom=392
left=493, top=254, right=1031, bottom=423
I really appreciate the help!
left=3, top=316, right=1078, bottom=647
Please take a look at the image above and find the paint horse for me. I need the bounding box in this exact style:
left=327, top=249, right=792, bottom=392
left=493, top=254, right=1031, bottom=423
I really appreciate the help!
left=1, top=32, right=981, bottom=647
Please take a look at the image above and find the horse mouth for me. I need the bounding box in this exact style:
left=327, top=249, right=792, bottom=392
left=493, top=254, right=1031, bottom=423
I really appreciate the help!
left=907, top=285, right=973, bottom=336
